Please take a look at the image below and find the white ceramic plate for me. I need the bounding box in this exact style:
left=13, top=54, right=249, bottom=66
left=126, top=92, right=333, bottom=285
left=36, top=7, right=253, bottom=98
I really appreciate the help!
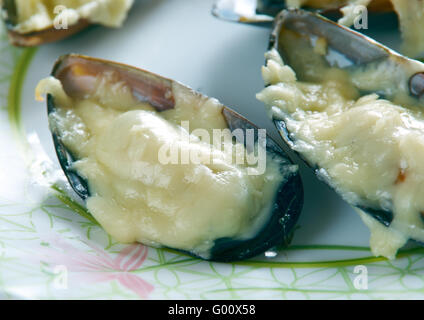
left=0, top=0, right=423, bottom=300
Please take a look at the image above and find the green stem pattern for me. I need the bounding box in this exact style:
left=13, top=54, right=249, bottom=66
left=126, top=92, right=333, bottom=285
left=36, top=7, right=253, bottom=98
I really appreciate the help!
left=7, top=47, right=37, bottom=141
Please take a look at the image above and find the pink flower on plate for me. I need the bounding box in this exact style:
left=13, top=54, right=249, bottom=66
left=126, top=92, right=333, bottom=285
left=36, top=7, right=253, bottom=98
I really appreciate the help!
left=37, top=236, right=154, bottom=299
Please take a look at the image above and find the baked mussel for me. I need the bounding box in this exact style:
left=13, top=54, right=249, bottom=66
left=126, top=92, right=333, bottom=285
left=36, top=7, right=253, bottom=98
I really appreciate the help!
left=257, top=9, right=424, bottom=259
left=213, top=0, right=424, bottom=58
left=35, top=54, right=304, bottom=262
left=212, top=0, right=392, bottom=25
left=1, top=0, right=133, bottom=46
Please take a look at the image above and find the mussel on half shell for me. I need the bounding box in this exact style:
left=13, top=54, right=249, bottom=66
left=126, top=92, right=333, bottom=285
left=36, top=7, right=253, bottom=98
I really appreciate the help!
left=37, top=54, right=304, bottom=262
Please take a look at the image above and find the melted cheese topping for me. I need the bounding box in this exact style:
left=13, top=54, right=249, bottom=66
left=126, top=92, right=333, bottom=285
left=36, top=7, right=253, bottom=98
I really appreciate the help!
left=11, top=0, right=133, bottom=33
left=257, top=46, right=424, bottom=258
left=390, top=0, right=424, bottom=58
left=36, top=72, right=289, bottom=259
left=281, top=0, right=424, bottom=57
left=338, top=0, right=424, bottom=58
left=338, top=0, right=371, bottom=26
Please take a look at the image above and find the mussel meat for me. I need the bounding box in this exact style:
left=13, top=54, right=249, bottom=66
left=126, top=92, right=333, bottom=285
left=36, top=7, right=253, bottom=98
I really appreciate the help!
left=1, top=0, right=134, bottom=46
left=257, top=9, right=424, bottom=259
left=35, top=54, right=304, bottom=262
